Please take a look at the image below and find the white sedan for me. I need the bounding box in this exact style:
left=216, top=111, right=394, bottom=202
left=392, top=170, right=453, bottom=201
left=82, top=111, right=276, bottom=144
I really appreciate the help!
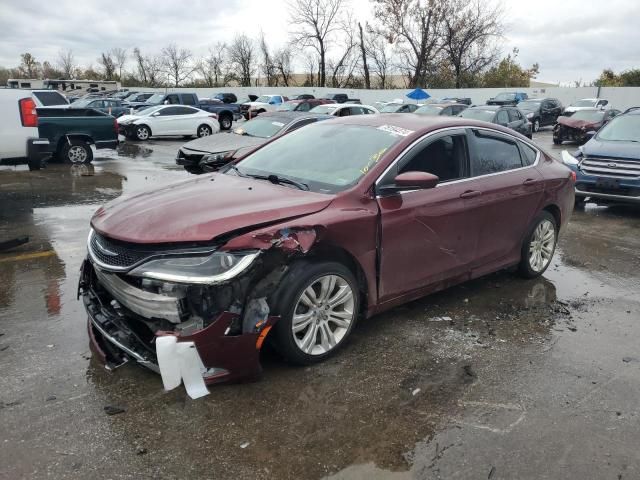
left=309, top=103, right=379, bottom=116
left=118, top=105, right=220, bottom=141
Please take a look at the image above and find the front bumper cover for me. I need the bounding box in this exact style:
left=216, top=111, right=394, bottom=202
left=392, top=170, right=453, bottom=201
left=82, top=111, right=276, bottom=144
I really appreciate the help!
left=80, top=259, right=279, bottom=386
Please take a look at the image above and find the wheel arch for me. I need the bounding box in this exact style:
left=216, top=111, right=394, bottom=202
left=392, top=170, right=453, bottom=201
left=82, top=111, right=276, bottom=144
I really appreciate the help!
left=56, top=134, right=94, bottom=153
left=542, top=204, right=561, bottom=228
left=134, top=123, right=152, bottom=135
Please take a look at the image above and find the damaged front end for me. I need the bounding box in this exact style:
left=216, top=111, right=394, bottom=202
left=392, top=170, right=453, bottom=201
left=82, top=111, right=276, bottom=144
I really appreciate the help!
left=78, top=228, right=287, bottom=391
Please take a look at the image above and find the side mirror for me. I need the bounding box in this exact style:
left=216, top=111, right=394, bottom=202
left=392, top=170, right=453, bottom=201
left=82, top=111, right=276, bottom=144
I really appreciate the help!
left=393, top=171, right=439, bottom=190
left=584, top=131, right=597, bottom=141
left=152, top=112, right=160, bottom=117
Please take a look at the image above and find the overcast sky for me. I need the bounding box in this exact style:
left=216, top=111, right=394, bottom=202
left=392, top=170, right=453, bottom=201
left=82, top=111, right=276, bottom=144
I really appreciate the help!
left=0, top=0, right=637, bottom=85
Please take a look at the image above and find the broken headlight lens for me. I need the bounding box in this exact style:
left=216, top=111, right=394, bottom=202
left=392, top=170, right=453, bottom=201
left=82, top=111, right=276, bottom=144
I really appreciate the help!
left=201, top=151, right=236, bottom=164
left=129, top=251, right=259, bottom=285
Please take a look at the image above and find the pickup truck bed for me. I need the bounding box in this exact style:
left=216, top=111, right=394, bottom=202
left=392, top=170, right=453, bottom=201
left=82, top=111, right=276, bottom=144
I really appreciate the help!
left=37, top=108, right=119, bottom=164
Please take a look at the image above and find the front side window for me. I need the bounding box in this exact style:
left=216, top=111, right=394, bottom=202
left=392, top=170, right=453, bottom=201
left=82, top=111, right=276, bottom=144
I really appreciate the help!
left=166, top=95, right=180, bottom=104
left=471, top=131, right=523, bottom=176
left=399, top=134, right=468, bottom=183
left=296, top=102, right=311, bottom=112
left=508, top=109, right=522, bottom=121
left=183, top=95, right=196, bottom=105
left=496, top=110, right=509, bottom=124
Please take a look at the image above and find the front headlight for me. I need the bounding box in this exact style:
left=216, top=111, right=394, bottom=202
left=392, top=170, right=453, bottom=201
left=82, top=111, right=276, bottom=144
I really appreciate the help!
left=561, top=150, right=579, bottom=166
left=129, top=251, right=259, bottom=284
left=201, top=151, right=236, bottom=164
left=526, top=112, right=534, bottom=119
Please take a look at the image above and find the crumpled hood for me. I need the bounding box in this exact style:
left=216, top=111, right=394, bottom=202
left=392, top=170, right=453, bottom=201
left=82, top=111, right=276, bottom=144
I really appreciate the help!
left=557, top=116, right=601, bottom=130
left=91, top=174, right=334, bottom=244
left=179, top=133, right=266, bottom=155
left=583, top=139, right=640, bottom=161
left=117, top=114, right=144, bottom=124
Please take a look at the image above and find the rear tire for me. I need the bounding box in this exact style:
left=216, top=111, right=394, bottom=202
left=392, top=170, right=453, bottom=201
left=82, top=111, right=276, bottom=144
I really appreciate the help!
left=533, top=118, right=540, bottom=132
left=60, top=140, right=93, bottom=164
left=270, top=260, right=360, bottom=366
left=518, top=211, right=557, bottom=278
left=197, top=124, right=213, bottom=137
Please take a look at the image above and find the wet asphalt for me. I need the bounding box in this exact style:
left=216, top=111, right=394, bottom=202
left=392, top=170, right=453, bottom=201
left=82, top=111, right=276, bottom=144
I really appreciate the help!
left=0, top=129, right=639, bottom=480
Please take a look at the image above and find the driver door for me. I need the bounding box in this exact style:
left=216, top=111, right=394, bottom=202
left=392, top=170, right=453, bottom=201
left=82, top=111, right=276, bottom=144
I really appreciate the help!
left=376, top=129, right=478, bottom=302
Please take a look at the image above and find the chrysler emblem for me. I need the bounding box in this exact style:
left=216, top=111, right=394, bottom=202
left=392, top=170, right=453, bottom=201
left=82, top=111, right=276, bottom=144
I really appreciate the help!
left=607, top=162, right=618, bottom=168
left=94, top=238, right=118, bottom=256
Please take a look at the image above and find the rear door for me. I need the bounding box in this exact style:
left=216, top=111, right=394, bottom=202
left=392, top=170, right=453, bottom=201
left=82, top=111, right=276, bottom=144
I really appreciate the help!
left=376, top=129, right=477, bottom=301
left=153, top=106, right=181, bottom=134
left=173, top=106, right=201, bottom=134
left=507, top=108, right=527, bottom=135
left=463, top=129, right=545, bottom=272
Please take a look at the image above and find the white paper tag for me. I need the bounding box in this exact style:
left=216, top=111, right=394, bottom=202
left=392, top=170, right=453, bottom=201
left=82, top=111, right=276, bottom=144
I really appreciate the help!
left=156, top=336, right=210, bottom=399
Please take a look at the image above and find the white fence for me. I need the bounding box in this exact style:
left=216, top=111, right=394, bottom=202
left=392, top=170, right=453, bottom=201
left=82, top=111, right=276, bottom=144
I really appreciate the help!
left=133, top=85, right=640, bottom=111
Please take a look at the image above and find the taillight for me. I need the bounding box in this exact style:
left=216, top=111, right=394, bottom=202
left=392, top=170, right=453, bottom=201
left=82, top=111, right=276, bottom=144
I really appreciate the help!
left=19, top=98, right=38, bottom=127
left=209, top=113, right=218, bottom=119
left=570, top=171, right=577, bottom=182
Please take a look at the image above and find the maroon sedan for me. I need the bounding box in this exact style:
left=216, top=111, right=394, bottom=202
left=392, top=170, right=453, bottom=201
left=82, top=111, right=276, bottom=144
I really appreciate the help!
left=79, top=115, right=575, bottom=388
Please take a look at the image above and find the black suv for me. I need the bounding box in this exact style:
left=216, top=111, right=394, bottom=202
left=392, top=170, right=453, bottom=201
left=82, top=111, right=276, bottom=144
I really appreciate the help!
left=517, top=98, right=564, bottom=132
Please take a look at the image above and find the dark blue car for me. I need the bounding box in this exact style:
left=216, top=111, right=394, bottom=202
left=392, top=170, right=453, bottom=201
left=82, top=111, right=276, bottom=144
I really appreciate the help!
left=562, top=109, right=640, bottom=206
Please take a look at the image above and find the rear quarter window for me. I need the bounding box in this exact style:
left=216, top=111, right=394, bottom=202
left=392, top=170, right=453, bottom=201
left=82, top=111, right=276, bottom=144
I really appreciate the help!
left=518, top=142, right=538, bottom=166
left=33, top=91, right=68, bottom=106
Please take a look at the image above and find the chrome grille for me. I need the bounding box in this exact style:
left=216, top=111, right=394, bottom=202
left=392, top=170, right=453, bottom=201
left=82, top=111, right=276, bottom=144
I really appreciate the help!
left=88, top=230, right=159, bottom=271
left=580, top=158, right=640, bottom=179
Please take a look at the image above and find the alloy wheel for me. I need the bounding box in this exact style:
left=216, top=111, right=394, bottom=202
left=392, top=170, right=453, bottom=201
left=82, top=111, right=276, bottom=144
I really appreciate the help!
left=529, top=219, right=555, bottom=272
left=534, top=119, right=540, bottom=132
left=68, top=145, right=88, bottom=163
left=198, top=125, right=211, bottom=137
left=292, top=274, right=355, bottom=356
left=221, top=117, right=232, bottom=129
left=136, top=127, right=149, bottom=140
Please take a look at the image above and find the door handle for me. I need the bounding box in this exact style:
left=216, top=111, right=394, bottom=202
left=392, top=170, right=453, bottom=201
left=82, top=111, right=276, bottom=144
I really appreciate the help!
left=522, top=178, right=537, bottom=186
left=459, top=190, right=482, bottom=199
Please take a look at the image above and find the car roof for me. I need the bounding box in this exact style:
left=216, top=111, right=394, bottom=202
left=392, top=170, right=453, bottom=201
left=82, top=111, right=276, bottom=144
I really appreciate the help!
left=257, top=111, right=329, bottom=122
left=418, top=103, right=465, bottom=108
left=469, top=105, right=506, bottom=111
left=319, top=113, right=497, bottom=131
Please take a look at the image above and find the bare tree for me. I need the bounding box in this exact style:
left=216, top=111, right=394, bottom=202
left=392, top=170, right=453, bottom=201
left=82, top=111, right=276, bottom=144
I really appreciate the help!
left=303, top=55, right=319, bottom=86
left=366, top=30, right=392, bottom=88
left=372, top=0, right=447, bottom=88
left=288, top=0, right=343, bottom=87
left=357, top=23, right=371, bottom=89
left=259, top=33, right=278, bottom=86
left=197, top=43, right=227, bottom=87
left=274, top=47, right=294, bottom=86
left=57, top=49, right=76, bottom=78
left=98, top=52, right=116, bottom=80
left=228, top=34, right=255, bottom=87
left=442, top=0, right=502, bottom=88
left=161, top=44, right=194, bottom=87
left=18, top=53, right=40, bottom=78
left=328, top=16, right=359, bottom=87
left=133, top=47, right=148, bottom=85
left=111, top=48, right=127, bottom=80
left=132, top=47, right=163, bottom=87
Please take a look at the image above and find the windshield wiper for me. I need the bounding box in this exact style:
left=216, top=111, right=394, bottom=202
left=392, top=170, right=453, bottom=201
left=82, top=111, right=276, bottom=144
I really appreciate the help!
left=223, top=164, right=247, bottom=177
left=246, top=173, right=309, bottom=191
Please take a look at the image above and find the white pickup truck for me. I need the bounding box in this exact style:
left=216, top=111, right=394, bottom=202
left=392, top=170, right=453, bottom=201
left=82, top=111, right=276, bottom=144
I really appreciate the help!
left=241, top=94, right=289, bottom=119
left=0, top=89, right=69, bottom=170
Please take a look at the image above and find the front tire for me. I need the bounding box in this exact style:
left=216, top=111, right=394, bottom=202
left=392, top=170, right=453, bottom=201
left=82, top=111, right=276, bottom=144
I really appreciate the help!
left=219, top=114, right=232, bottom=131
left=134, top=125, right=151, bottom=141
left=518, top=211, right=557, bottom=278
left=270, top=261, right=359, bottom=365
left=60, top=140, right=93, bottom=164
left=533, top=118, right=540, bottom=133
left=197, top=124, right=213, bottom=137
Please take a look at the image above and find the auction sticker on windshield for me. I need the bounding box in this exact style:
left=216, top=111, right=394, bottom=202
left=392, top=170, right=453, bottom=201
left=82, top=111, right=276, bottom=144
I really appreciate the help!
left=378, top=125, right=414, bottom=137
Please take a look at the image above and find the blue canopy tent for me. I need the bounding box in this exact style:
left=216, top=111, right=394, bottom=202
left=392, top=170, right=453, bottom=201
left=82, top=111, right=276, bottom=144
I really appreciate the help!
left=406, top=88, right=430, bottom=101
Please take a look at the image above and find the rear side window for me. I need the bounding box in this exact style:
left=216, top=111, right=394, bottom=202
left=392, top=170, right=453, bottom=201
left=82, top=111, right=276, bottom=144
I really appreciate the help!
left=33, top=91, right=68, bottom=106
left=183, top=95, right=197, bottom=105
left=471, top=132, right=523, bottom=176
left=496, top=110, right=509, bottom=124
left=508, top=109, right=522, bottom=121
left=518, top=142, right=538, bottom=166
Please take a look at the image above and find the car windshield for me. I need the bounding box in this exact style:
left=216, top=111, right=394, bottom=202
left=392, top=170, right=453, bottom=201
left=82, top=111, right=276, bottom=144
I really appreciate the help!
left=518, top=101, right=541, bottom=110
left=255, top=95, right=271, bottom=103
left=231, top=124, right=402, bottom=194
left=415, top=105, right=443, bottom=116
left=234, top=117, right=287, bottom=138
left=571, top=110, right=605, bottom=122
left=572, top=100, right=596, bottom=107
left=596, top=115, right=640, bottom=142
left=276, top=102, right=298, bottom=111
left=146, top=93, right=165, bottom=104
left=309, top=105, right=338, bottom=115
left=136, top=106, right=164, bottom=116
left=494, top=93, right=516, bottom=100
left=459, top=108, right=495, bottom=122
